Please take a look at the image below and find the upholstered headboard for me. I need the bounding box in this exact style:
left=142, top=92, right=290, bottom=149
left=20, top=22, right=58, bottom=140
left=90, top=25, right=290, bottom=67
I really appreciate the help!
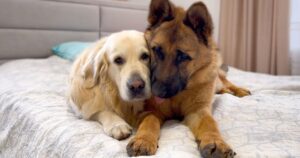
left=0, top=0, right=220, bottom=65
left=0, top=0, right=150, bottom=64
left=0, top=0, right=100, bottom=64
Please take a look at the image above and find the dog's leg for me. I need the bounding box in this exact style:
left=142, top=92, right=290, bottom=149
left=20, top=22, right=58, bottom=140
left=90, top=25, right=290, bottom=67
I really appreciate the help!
left=127, top=113, right=162, bottom=156
left=96, top=111, right=132, bottom=140
left=217, top=70, right=251, bottom=97
left=184, top=110, right=236, bottom=158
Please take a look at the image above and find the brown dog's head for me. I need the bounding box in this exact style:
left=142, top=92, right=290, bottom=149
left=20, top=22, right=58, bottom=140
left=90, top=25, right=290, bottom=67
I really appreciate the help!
left=146, top=0, right=214, bottom=98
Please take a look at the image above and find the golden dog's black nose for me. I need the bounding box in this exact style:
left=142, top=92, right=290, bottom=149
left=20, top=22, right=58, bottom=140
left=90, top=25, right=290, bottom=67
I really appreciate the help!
left=127, top=74, right=145, bottom=95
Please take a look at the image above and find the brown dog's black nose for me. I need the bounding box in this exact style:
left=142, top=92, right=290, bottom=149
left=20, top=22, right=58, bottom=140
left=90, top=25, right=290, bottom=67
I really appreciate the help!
left=127, top=74, right=145, bottom=95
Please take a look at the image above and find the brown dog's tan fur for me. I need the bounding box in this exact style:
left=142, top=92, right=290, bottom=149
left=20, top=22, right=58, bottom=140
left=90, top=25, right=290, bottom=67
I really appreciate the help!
left=127, top=1, right=249, bottom=157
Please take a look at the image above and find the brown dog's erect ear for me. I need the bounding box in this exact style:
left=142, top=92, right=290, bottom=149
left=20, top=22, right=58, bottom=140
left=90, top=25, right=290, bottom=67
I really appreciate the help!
left=148, top=0, right=174, bottom=28
left=81, top=42, right=108, bottom=89
left=184, top=2, right=213, bottom=46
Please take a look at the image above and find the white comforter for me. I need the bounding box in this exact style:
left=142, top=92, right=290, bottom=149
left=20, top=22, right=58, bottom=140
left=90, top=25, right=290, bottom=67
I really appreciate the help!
left=0, top=56, right=299, bottom=158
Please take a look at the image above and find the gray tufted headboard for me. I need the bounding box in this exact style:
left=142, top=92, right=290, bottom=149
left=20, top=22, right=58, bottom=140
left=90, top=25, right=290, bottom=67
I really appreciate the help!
left=0, top=0, right=220, bottom=65
left=0, top=0, right=151, bottom=64
left=0, top=0, right=102, bottom=64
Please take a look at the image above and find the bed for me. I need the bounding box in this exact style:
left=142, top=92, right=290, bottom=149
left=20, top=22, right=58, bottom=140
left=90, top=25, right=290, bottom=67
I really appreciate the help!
left=0, top=56, right=299, bottom=158
left=1, top=1, right=300, bottom=158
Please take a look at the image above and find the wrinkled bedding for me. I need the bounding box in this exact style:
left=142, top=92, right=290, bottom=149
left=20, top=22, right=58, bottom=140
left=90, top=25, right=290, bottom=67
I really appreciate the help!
left=0, top=56, right=299, bottom=158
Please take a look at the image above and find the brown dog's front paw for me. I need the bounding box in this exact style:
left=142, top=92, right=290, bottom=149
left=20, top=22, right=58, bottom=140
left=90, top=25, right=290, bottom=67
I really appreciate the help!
left=218, top=88, right=234, bottom=95
left=126, top=136, right=157, bottom=156
left=232, top=87, right=251, bottom=97
left=201, top=143, right=236, bottom=158
left=199, top=135, right=236, bottom=158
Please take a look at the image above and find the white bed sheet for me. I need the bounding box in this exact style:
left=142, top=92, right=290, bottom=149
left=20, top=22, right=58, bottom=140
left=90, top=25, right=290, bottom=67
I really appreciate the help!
left=0, top=56, right=299, bottom=158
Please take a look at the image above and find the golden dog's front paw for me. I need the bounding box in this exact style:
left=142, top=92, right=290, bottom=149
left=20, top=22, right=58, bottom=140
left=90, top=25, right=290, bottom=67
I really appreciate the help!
left=104, top=124, right=132, bottom=140
left=199, top=135, right=236, bottom=158
left=126, top=136, right=158, bottom=156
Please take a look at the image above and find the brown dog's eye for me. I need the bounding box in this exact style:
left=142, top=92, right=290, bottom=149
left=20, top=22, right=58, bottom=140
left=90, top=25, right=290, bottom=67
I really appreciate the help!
left=152, top=46, right=164, bottom=60
left=114, top=57, right=125, bottom=65
left=175, top=50, right=192, bottom=65
left=140, top=53, right=150, bottom=61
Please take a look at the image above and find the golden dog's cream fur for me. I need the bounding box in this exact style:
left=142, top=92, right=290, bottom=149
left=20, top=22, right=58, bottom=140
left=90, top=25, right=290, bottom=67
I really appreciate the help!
left=69, top=30, right=151, bottom=140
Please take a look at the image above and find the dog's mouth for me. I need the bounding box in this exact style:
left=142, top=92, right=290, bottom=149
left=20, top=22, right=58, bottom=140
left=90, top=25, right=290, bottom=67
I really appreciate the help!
left=130, top=93, right=147, bottom=101
left=154, top=96, right=166, bottom=104
left=127, top=88, right=152, bottom=102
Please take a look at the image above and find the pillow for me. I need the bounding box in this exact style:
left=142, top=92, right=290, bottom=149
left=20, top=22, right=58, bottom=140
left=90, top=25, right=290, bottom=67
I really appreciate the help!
left=52, top=42, right=93, bottom=61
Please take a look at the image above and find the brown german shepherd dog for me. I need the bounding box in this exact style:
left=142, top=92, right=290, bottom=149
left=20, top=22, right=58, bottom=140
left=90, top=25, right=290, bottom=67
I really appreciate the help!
left=126, top=0, right=250, bottom=158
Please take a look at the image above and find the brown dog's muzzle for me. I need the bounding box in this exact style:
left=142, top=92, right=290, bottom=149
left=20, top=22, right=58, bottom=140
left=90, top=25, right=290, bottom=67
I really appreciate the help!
left=151, top=72, right=187, bottom=98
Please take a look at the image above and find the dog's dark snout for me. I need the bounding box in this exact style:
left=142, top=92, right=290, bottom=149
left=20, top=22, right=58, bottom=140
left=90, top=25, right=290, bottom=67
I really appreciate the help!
left=151, top=75, right=187, bottom=98
left=127, top=74, right=145, bottom=94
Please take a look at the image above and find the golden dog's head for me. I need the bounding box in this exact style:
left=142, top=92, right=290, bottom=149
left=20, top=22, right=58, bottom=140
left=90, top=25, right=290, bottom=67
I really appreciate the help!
left=145, top=0, right=214, bottom=98
left=82, top=30, right=151, bottom=101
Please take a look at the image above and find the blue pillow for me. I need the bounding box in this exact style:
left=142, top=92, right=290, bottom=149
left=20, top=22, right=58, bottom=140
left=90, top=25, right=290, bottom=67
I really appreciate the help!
left=52, top=42, right=93, bottom=61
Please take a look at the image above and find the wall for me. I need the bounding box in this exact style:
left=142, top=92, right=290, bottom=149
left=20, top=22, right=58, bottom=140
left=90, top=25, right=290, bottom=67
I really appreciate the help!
left=170, top=0, right=220, bottom=42
left=290, top=0, right=300, bottom=75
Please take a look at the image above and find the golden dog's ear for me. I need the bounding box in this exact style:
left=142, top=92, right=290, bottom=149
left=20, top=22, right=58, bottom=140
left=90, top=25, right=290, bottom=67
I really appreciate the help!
left=184, top=2, right=213, bottom=46
left=81, top=43, right=108, bottom=89
left=148, top=0, right=174, bottom=28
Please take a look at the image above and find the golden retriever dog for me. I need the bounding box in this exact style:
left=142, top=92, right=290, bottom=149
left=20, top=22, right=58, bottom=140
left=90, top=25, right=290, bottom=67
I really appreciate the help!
left=126, top=0, right=250, bottom=157
left=69, top=30, right=151, bottom=140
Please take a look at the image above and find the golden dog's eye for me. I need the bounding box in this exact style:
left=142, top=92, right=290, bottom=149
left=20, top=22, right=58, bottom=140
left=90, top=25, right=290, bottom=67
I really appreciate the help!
left=114, top=57, right=125, bottom=65
left=141, top=53, right=149, bottom=61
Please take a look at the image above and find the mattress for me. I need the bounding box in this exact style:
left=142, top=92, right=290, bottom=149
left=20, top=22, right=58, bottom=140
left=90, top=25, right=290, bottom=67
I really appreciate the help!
left=0, top=56, right=299, bottom=158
